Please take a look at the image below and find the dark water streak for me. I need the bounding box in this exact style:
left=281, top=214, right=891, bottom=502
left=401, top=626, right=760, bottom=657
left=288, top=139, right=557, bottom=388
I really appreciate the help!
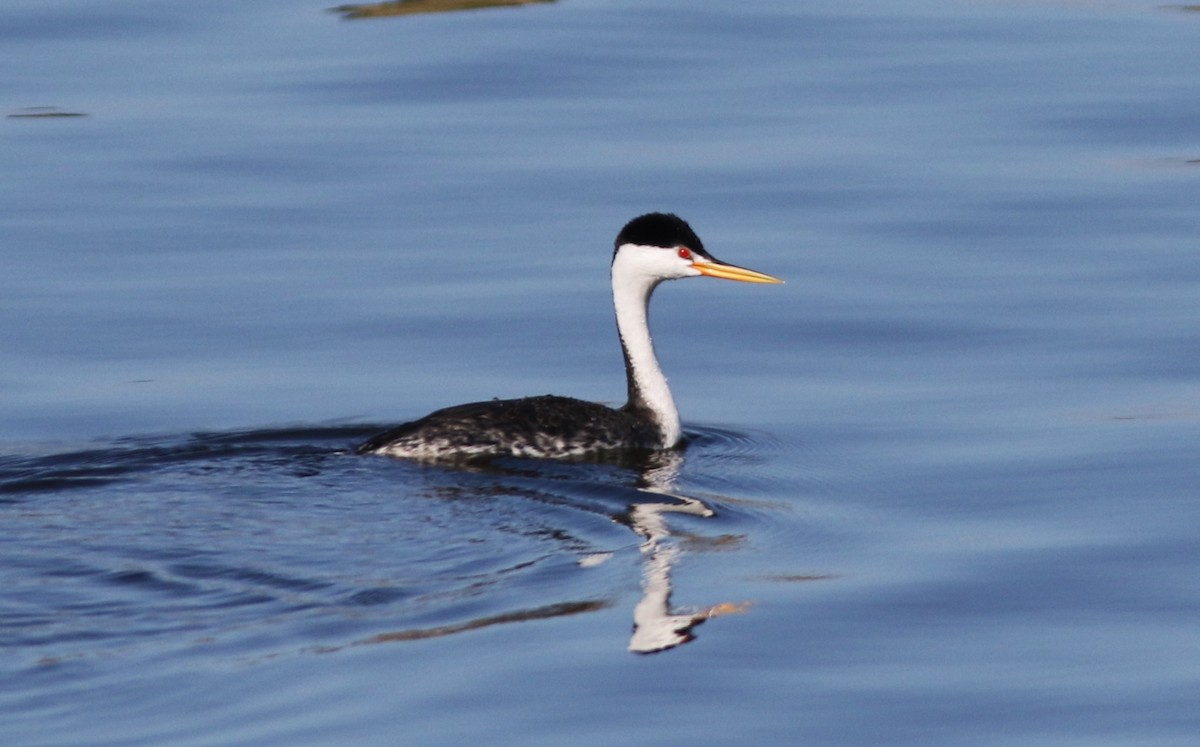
left=1, top=424, right=770, bottom=679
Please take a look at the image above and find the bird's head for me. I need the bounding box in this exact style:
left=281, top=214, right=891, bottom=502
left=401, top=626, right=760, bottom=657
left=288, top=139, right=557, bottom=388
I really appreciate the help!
left=611, top=213, right=783, bottom=285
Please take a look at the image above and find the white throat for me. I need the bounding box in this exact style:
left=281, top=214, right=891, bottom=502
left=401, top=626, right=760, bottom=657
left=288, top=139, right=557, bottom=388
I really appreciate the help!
left=611, top=247, right=683, bottom=448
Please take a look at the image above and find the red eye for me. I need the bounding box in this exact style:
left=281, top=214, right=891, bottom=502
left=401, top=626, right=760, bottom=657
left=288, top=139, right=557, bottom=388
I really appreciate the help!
left=677, top=247, right=692, bottom=260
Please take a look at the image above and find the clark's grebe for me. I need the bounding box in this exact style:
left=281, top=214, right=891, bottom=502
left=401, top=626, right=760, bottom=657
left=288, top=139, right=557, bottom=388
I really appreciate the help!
left=357, top=213, right=781, bottom=460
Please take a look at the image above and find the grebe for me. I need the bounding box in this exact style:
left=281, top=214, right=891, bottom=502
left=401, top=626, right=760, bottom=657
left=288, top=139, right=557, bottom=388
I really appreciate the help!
left=357, top=213, right=782, bottom=460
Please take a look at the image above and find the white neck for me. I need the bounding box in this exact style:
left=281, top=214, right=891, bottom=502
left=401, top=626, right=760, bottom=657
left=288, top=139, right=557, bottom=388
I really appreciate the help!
left=611, top=249, right=682, bottom=448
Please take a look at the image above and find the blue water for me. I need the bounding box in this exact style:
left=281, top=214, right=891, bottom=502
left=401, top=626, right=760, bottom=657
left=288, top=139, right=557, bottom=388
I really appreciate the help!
left=4, top=1, right=1200, bottom=745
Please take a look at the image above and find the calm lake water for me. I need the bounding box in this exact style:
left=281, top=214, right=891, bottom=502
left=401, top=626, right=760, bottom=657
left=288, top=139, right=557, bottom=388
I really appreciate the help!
left=3, top=0, right=1199, bottom=744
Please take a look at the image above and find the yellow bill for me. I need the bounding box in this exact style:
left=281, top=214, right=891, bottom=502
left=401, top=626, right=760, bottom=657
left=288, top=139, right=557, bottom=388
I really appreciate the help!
left=693, top=257, right=784, bottom=284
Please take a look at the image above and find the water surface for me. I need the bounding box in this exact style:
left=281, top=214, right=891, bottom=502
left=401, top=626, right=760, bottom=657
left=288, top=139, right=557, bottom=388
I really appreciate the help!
left=3, top=1, right=1199, bottom=745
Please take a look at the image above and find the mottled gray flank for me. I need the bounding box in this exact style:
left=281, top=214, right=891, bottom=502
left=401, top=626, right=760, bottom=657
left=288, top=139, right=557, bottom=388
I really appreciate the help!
left=355, top=395, right=667, bottom=459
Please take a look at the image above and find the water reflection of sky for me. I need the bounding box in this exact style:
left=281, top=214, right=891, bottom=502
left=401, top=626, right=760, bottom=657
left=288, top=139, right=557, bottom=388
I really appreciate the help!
left=4, top=0, right=1200, bottom=745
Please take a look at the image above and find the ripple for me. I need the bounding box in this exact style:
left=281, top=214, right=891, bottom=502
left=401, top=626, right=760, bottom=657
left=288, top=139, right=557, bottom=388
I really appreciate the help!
left=680, top=421, right=888, bottom=582
left=2, top=420, right=828, bottom=667
left=1, top=426, right=649, bottom=668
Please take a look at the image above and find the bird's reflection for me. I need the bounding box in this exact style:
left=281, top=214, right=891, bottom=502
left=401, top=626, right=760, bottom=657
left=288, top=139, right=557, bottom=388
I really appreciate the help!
left=618, top=449, right=747, bottom=654
left=337, top=441, right=746, bottom=655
